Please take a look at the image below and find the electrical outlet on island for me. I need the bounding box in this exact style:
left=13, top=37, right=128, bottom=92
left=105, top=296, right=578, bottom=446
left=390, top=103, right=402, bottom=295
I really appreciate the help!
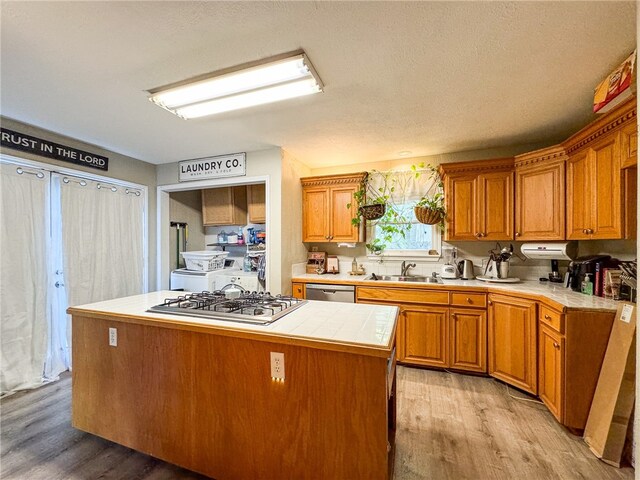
left=270, top=352, right=285, bottom=381
left=109, top=327, right=117, bottom=347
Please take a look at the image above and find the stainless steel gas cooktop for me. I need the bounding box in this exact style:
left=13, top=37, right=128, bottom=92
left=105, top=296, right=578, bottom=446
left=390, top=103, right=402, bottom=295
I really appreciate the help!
left=147, top=291, right=307, bottom=325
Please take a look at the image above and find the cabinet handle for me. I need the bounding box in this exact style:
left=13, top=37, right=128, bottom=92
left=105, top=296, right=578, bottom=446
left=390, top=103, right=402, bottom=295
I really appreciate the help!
left=515, top=232, right=520, bottom=237
left=553, top=342, right=560, bottom=349
left=587, top=228, right=593, bottom=234
left=544, top=314, right=551, bottom=320
left=329, top=235, right=333, bottom=240
left=451, top=313, right=456, bottom=318
left=488, top=300, right=493, bottom=306
left=466, top=297, right=473, bottom=304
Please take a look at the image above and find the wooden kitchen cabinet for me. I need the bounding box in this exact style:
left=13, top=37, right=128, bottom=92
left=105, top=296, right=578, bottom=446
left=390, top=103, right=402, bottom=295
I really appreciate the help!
left=301, top=173, right=365, bottom=243
left=440, top=158, right=514, bottom=241
left=564, top=97, right=636, bottom=240
left=488, top=294, right=537, bottom=395
left=539, top=323, right=564, bottom=421
left=566, top=133, right=622, bottom=239
left=291, top=282, right=305, bottom=299
left=621, top=121, right=638, bottom=168
left=247, top=184, right=266, bottom=224
left=357, top=286, right=486, bottom=373
left=450, top=308, right=486, bottom=373
left=401, top=305, right=449, bottom=368
left=202, top=186, right=247, bottom=226
left=514, top=146, right=567, bottom=241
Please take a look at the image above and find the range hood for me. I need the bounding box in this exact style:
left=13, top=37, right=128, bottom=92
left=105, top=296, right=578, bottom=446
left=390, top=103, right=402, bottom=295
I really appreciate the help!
left=520, top=242, right=577, bottom=260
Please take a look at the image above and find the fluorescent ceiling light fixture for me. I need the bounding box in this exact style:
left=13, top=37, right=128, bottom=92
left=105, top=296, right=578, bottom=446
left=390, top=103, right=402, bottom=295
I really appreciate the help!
left=148, top=51, right=323, bottom=119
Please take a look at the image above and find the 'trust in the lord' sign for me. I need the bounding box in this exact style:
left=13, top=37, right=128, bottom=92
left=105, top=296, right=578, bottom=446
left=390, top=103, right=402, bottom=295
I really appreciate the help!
left=0, top=128, right=109, bottom=171
left=179, top=153, right=246, bottom=181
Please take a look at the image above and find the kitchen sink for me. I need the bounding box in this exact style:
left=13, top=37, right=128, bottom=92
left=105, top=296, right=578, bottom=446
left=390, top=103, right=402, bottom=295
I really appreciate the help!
left=366, top=274, right=444, bottom=284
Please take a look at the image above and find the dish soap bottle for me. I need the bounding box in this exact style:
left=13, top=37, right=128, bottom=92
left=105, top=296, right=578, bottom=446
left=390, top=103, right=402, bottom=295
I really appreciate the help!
left=581, top=273, right=594, bottom=295
left=351, top=257, right=358, bottom=274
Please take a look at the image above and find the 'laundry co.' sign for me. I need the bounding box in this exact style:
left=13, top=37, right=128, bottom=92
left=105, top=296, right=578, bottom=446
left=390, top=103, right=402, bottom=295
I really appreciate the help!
left=179, top=152, right=246, bottom=182
left=1, top=128, right=109, bottom=171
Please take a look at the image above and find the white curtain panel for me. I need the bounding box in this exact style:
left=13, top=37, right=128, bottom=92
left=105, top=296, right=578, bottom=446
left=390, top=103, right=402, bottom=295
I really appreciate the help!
left=60, top=177, right=144, bottom=312
left=0, top=163, right=50, bottom=394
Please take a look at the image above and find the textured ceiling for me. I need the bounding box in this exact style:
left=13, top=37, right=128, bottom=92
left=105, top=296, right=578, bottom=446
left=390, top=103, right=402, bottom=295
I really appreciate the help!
left=0, top=1, right=636, bottom=168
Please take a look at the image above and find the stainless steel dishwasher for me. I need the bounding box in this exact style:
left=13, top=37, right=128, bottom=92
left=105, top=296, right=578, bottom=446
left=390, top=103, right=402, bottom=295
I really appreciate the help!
left=305, top=283, right=355, bottom=303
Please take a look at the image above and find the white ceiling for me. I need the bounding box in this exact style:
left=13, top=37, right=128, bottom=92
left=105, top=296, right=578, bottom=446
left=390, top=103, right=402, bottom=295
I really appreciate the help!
left=0, top=1, right=636, bottom=169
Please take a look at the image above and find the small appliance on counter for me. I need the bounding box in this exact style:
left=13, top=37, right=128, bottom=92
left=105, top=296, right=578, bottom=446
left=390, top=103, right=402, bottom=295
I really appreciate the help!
left=307, top=251, right=327, bottom=274
left=521, top=242, right=578, bottom=283
left=326, top=255, right=339, bottom=274
left=458, top=259, right=475, bottom=280
left=441, top=246, right=459, bottom=279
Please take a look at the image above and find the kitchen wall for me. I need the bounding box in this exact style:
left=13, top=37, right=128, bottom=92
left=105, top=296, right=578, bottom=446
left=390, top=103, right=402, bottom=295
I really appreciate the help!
left=281, top=149, right=312, bottom=293
left=169, top=190, right=205, bottom=269
left=0, top=116, right=158, bottom=287
left=157, top=147, right=286, bottom=292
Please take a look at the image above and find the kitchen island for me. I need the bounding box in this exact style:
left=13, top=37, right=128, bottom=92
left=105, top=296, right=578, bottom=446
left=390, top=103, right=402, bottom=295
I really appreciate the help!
left=68, top=292, right=398, bottom=480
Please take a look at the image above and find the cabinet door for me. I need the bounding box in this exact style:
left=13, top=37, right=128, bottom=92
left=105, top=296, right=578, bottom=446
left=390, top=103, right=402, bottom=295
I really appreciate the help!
left=302, top=187, right=329, bottom=242
left=291, top=283, right=305, bottom=299
left=445, top=175, right=477, bottom=241
left=202, top=186, right=247, bottom=226
left=450, top=308, right=487, bottom=373
left=624, top=166, right=637, bottom=240
left=400, top=306, right=449, bottom=368
left=566, top=150, right=593, bottom=239
left=247, top=184, right=266, bottom=224
left=477, top=171, right=513, bottom=241
left=538, top=325, right=564, bottom=422
left=488, top=295, right=537, bottom=394
left=621, top=122, right=638, bottom=169
left=591, top=133, right=622, bottom=239
left=330, top=184, right=359, bottom=242
left=515, top=161, right=565, bottom=241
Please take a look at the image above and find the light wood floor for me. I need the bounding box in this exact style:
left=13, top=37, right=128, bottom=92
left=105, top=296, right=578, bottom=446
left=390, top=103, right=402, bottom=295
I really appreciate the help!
left=0, top=367, right=634, bottom=479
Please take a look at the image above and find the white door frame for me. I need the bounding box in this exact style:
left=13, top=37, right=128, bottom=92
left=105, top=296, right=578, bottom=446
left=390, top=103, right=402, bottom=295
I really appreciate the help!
left=156, top=175, right=270, bottom=291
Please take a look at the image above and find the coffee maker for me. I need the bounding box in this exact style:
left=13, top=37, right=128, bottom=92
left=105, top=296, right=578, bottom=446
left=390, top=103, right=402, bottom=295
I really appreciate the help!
left=567, top=255, right=611, bottom=292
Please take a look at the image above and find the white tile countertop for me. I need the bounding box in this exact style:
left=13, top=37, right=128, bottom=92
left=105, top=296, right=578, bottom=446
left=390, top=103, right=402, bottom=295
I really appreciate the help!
left=67, top=291, right=398, bottom=351
left=292, top=273, right=621, bottom=311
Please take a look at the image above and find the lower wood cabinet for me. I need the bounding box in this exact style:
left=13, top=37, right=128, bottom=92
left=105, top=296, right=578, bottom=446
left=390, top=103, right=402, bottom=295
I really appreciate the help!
left=538, top=324, right=564, bottom=421
left=450, top=308, right=487, bottom=373
left=488, top=294, right=537, bottom=395
left=291, top=282, right=305, bottom=299
left=400, top=305, right=449, bottom=368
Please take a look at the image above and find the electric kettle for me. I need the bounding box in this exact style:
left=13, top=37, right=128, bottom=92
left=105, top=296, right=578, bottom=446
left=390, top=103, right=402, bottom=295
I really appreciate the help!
left=458, top=260, right=475, bottom=280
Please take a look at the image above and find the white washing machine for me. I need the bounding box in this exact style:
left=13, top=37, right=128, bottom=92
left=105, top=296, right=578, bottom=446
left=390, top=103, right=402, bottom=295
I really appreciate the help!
left=170, top=269, right=218, bottom=292
left=213, top=271, right=260, bottom=292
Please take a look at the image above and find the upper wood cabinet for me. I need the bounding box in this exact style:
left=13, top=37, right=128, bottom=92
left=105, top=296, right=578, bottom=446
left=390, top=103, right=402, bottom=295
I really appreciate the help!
left=621, top=121, right=638, bottom=169
left=440, top=158, right=514, bottom=241
left=247, top=184, right=266, bottom=224
left=301, top=173, right=365, bottom=243
left=488, top=293, right=537, bottom=395
left=514, top=147, right=567, bottom=241
left=563, top=99, right=637, bottom=240
left=202, top=186, right=247, bottom=226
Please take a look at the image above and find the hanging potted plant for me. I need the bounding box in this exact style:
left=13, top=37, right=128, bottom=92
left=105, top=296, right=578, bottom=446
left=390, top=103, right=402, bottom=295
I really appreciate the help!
left=412, top=164, right=446, bottom=228
left=348, top=172, right=394, bottom=226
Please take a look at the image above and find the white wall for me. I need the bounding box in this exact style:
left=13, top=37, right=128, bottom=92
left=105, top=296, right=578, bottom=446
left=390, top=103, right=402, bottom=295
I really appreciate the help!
left=156, top=148, right=286, bottom=292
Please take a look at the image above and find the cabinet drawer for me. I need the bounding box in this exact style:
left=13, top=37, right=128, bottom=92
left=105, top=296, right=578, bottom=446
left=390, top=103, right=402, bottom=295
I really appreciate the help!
left=356, top=287, right=449, bottom=305
left=451, top=292, right=487, bottom=308
left=539, top=305, right=564, bottom=334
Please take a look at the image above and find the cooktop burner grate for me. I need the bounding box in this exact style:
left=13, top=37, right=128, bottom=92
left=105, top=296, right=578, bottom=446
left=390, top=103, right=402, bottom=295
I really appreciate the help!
left=147, top=291, right=306, bottom=325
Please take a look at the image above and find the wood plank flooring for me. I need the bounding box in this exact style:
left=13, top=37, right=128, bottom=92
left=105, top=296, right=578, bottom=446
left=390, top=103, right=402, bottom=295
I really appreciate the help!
left=1, top=367, right=634, bottom=479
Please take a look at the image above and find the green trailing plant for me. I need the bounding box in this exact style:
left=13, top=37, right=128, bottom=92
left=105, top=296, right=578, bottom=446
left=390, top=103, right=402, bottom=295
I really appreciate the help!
left=348, top=162, right=447, bottom=254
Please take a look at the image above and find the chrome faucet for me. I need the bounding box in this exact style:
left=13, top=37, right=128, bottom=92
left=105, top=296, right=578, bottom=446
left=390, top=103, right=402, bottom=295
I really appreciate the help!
left=400, top=261, right=416, bottom=276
